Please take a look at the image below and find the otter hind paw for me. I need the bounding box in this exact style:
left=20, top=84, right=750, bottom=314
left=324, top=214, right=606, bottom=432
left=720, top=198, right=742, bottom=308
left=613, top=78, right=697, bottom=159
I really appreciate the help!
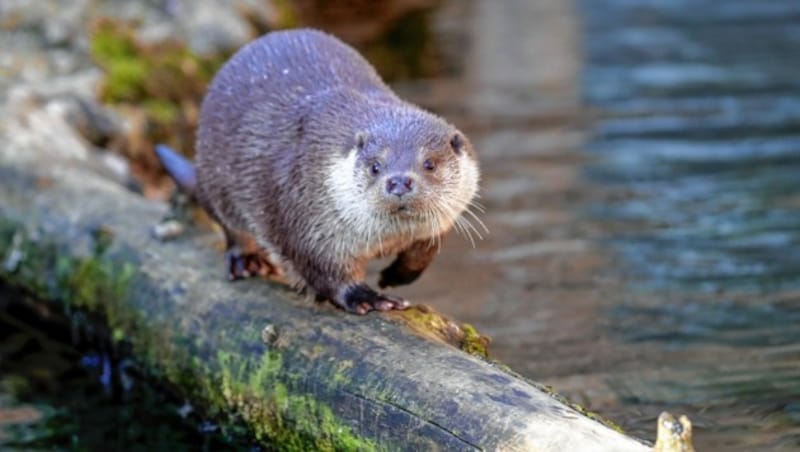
left=226, top=247, right=275, bottom=281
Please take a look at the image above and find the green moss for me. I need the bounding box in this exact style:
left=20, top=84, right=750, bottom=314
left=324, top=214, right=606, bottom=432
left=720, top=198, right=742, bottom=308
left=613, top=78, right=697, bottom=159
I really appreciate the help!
left=90, top=20, right=138, bottom=63
left=104, top=58, right=149, bottom=102
left=395, top=306, right=491, bottom=358
left=90, top=18, right=224, bottom=107
left=90, top=20, right=147, bottom=103
left=330, top=360, right=354, bottom=386
left=143, top=99, right=180, bottom=123
left=88, top=17, right=230, bottom=177
left=68, top=258, right=134, bottom=312
left=213, top=348, right=377, bottom=451
left=112, top=327, right=127, bottom=343
left=460, top=323, right=490, bottom=359
left=248, top=351, right=283, bottom=398
left=0, top=224, right=126, bottom=316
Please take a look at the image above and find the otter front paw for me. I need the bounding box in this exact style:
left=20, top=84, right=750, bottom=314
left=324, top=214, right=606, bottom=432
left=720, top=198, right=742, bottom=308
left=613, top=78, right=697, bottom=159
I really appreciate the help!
left=339, top=284, right=410, bottom=315
left=378, top=262, right=422, bottom=289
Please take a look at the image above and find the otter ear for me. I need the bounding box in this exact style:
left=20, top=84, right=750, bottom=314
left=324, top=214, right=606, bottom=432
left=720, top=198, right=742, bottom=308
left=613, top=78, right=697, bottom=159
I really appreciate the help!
left=450, top=133, right=464, bottom=154
left=355, top=132, right=368, bottom=152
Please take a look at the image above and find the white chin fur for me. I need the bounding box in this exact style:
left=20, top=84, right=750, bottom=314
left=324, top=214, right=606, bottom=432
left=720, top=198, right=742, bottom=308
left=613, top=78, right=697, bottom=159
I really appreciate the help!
left=327, top=148, right=479, bottom=255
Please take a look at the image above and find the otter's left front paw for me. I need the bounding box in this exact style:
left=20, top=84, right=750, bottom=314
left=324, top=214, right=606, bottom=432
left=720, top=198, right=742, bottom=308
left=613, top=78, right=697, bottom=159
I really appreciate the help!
left=378, top=263, right=422, bottom=289
left=341, top=284, right=411, bottom=315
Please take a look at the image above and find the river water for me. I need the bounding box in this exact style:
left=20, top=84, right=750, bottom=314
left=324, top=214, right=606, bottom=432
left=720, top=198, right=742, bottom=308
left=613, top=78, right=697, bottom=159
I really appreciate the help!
left=395, top=0, right=800, bottom=450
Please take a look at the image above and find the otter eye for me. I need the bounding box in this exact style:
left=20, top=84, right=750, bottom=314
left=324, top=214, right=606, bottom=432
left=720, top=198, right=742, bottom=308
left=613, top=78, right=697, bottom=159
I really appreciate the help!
left=450, top=134, right=463, bottom=154
left=371, top=161, right=381, bottom=175
left=423, top=158, right=436, bottom=171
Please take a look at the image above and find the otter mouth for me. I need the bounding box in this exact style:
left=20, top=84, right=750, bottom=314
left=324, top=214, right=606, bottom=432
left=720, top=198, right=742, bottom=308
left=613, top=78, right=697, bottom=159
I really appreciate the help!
left=392, top=204, right=411, bottom=215
left=389, top=203, right=419, bottom=218
left=383, top=198, right=425, bottom=219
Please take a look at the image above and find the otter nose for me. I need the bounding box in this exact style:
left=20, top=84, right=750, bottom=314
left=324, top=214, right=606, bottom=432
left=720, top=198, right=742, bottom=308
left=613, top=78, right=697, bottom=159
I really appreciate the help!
left=386, top=175, right=414, bottom=197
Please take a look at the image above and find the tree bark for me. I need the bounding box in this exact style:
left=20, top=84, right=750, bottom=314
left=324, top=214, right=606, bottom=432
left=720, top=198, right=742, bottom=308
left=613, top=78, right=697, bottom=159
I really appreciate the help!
left=0, top=150, right=650, bottom=451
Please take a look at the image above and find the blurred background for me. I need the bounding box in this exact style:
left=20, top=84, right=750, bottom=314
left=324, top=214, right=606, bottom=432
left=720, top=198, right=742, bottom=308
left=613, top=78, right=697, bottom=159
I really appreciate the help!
left=1, top=0, right=799, bottom=450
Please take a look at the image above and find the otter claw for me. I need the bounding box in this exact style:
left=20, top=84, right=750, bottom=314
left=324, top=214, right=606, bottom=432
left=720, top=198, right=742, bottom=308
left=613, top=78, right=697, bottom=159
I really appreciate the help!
left=352, top=297, right=408, bottom=315
left=362, top=295, right=409, bottom=314
left=378, top=295, right=410, bottom=311
left=340, top=285, right=410, bottom=315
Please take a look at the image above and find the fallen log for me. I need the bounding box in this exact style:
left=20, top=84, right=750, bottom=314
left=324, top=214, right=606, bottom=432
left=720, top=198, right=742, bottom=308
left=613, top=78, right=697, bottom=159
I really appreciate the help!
left=0, top=148, right=651, bottom=450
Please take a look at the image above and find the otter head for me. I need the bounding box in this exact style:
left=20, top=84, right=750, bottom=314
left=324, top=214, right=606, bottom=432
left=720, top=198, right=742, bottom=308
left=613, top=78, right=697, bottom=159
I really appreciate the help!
left=336, top=114, right=480, bottom=241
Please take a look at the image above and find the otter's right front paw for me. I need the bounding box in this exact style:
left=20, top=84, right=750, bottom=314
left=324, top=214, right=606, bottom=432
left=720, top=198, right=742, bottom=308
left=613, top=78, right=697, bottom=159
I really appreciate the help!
left=339, top=284, right=410, bottom=315
left=378, top=262, right=422, bottom=289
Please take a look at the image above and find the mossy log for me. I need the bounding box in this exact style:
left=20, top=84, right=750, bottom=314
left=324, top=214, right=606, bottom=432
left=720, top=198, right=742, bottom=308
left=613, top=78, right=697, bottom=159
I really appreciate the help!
left=0, top=150, right=650, bottom=451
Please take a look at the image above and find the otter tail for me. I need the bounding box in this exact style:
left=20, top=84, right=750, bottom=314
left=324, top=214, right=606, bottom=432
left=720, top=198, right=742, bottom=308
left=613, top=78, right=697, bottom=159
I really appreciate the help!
left=155, top=144, right=197, bottom=195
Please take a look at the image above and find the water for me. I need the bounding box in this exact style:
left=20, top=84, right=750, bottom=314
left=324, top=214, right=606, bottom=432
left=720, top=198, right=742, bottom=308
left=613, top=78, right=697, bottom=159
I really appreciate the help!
left=577, top=1, right=800, bottom=448
left=0, top=286, right=253, bottom=450
left=398, top=0, right=800, bottom=450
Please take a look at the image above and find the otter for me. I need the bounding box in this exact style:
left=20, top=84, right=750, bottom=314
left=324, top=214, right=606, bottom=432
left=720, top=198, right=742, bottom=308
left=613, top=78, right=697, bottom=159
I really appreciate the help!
left=156, top=28, right=481, bottom=315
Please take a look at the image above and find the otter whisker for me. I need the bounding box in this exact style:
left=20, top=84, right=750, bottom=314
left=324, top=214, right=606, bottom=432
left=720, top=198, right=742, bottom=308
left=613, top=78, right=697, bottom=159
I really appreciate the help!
left=446, top=193, right=488, bottom=237
left=426, top=209, right=440, bottom=252
left=468, top=199, right=486, bottom=213
left=456, top=217, right=477, bottom=248
left=435, top=199, right=478, bottom=247
left=433, top=208, right=443, bottom=254
left=463, top=207, right=489, bottom=234
left=445, top=201, right=483, bottom=243
left=424, top=208, right=435, bottom=248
